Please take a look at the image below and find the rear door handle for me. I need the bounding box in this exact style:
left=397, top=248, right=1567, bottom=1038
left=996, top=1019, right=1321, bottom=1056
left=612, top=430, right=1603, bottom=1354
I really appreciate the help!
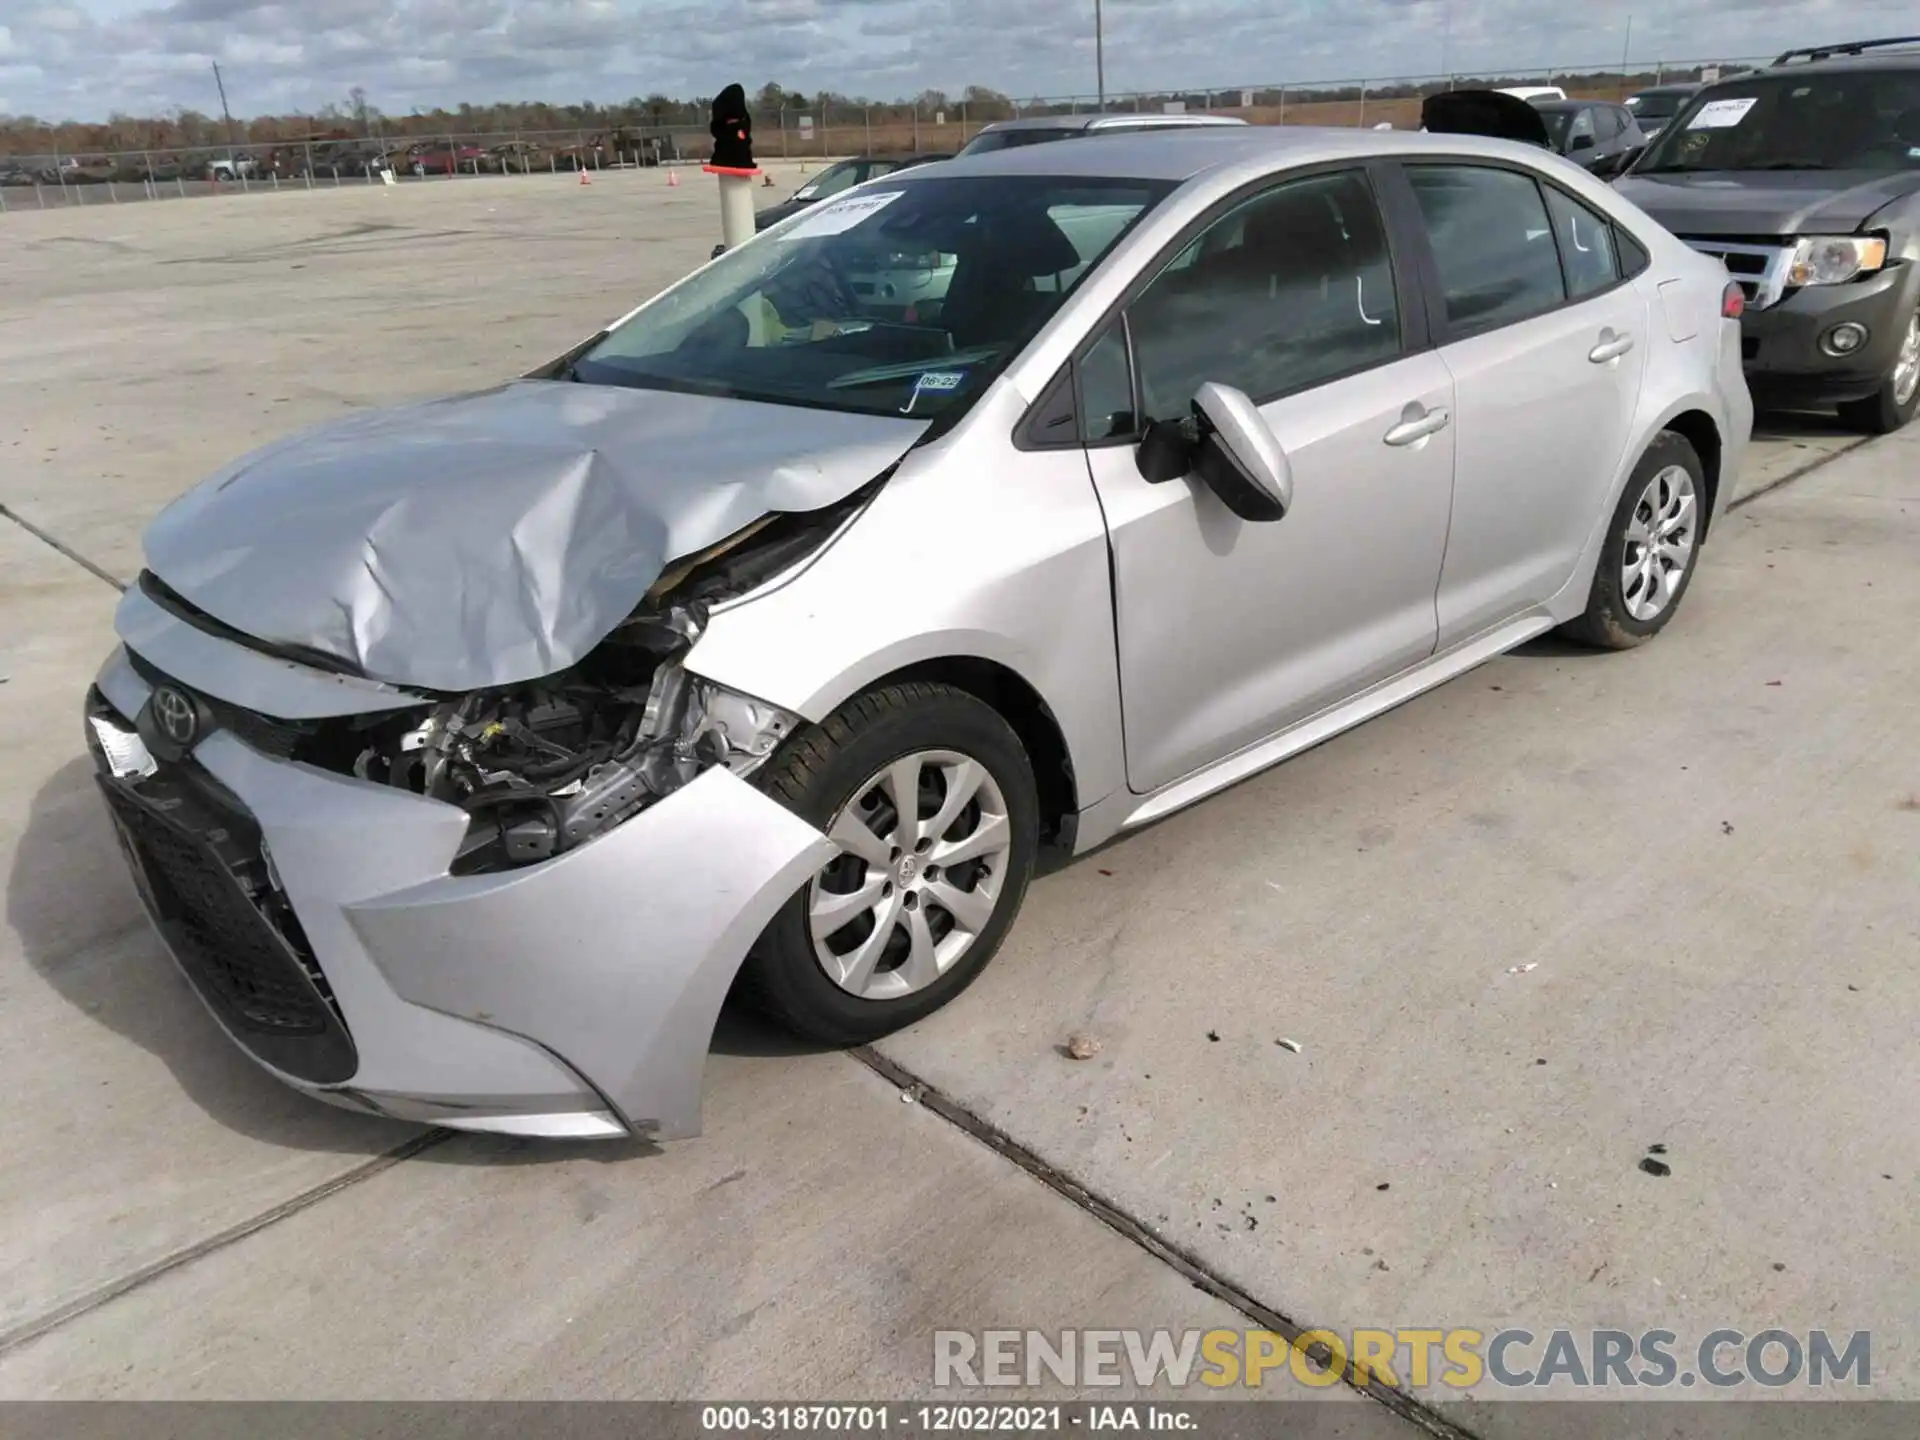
left=1590, top=330, right=1636, bottom=363
left=1384, top=406, right=1451, bottom=447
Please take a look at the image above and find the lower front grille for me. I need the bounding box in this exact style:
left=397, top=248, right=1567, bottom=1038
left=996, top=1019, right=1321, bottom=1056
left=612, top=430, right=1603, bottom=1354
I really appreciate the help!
left=98, top=770, right=358, bottom=1084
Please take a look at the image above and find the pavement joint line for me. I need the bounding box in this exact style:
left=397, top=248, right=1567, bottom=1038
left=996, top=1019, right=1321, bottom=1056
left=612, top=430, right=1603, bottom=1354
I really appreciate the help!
left=851, top=1045, right=1478, bottom=1440
left=0, top=1127, right=454, bottom=1360
left=1729, top=435, right=1870, bottom=512
left=0, top=504, right=128, bottom=593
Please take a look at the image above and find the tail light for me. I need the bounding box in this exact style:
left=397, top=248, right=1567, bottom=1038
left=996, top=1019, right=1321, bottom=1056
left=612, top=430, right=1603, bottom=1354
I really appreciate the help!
left=1722, top=281, right=1746, bottom=320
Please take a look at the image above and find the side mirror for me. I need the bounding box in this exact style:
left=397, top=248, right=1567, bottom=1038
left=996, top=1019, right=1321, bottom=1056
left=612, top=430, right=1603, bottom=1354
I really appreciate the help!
left=1568, top=132, right=1595, bottom=153
left=1134, top=383, right=1293, bottom=522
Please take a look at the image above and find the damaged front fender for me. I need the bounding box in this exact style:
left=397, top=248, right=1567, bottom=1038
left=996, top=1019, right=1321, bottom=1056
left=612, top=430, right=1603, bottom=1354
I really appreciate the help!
left=346, top=766, right=835, bottom=1139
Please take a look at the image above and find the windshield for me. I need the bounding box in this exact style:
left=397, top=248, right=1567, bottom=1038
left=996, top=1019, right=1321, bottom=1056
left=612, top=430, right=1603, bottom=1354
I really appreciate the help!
left=1636, top=69, right=1920, bottom=172
left=1628, top=90, right=1689, bottom=122
left=956, top=126, right=1081, bottom=156
left=570, top=174, right=1170, bottom=417
left=794, top=160, right=860, bottom=201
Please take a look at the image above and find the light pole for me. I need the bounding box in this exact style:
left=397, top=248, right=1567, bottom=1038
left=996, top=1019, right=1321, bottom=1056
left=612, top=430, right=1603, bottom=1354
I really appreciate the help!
left=1094, top=0, right=1105, bottom=113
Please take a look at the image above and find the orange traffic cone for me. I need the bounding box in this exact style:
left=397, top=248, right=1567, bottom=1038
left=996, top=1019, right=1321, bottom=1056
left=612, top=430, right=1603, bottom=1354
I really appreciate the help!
left=667, top=168, right=680, bottom=187
left=579, top=168, right=591, bottom=186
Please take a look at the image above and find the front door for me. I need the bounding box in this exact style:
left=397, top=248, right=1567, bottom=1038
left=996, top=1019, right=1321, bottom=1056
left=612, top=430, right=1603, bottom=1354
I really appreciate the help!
left=1081, top=167, right=1457, bottom=796
left=1396, top=162, right=1652, bottom=645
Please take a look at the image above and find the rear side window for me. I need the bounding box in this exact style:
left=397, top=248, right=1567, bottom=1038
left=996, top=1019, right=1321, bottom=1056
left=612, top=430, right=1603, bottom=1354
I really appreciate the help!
left=1407, top=165, right=1566, bottom=336
left=1616, top=227, right=1651, bottom=277
left=1543, top=185, right=1620, bottom=297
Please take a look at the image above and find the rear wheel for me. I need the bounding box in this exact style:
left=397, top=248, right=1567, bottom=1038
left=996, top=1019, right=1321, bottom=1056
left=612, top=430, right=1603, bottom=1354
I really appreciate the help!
left=1837, top=307, right=1920, bottom=435
left=741, top=682, right=1039, bottom=1045
left=1561, top=431, right=1705, bottom=650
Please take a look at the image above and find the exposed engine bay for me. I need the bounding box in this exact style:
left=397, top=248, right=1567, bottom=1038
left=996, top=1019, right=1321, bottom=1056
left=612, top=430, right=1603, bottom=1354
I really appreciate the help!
left=268, top=498, right=859, bottom=874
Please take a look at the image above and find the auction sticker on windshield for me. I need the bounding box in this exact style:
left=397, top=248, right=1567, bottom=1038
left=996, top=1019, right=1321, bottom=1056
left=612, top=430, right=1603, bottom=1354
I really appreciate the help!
left=1689, top=97, right=1758, bottom=129
left=782, top=190, right=905, bottom=240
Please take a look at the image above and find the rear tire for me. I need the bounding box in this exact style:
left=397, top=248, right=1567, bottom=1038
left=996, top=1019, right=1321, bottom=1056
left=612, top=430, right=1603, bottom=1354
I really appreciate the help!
left=1560, top=431, right=1706, bottom=651
left=1836, top=306, right=1920, bottom=435
left=741, top=682, right=1039, bottom=1046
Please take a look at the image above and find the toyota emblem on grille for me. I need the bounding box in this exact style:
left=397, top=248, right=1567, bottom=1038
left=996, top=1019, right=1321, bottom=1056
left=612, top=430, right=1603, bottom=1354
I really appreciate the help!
left=151, top=685, right=200, bottom=748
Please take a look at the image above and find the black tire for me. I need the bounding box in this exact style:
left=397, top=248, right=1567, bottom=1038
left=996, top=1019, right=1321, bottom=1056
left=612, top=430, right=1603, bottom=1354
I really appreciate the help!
left=1560, top=430, right=1706, bottom=651
left=740, top=682, right=1040, bottom=1045
left=1836, top=307, right=1920, bottom=435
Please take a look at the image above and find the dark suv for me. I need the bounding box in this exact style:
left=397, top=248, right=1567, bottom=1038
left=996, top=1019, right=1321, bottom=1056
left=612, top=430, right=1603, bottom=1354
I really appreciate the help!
left=1530, top=99, right=1649, bottom=172
left=1614, top=36, right=1920, bottom=432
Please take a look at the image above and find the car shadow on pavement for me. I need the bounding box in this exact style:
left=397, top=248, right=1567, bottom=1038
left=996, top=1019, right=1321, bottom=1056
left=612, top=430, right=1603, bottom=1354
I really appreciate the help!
left=10, top=756, right=831, bottom=1161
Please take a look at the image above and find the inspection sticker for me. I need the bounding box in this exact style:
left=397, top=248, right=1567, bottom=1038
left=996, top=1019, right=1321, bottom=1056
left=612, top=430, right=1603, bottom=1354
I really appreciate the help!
left=1688, top=97, right=1758, bottom=130
left=900, top=369, right=967, bottom=413
left=782, top=189, right=904, bottom=239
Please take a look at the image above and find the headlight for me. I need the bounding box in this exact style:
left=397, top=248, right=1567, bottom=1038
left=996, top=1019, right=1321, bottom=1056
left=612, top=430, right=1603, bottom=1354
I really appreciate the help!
left=1788, top=235, right=1888, bottom=287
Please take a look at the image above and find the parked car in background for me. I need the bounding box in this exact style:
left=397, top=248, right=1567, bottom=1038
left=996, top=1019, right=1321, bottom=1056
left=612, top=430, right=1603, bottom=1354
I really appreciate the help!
left=1624, top=83, right=1701, bottom=139
left=1529, top=99, right=1648, bottom=172
left=1498, top=85, right=1568, bottom=102
left=206, top=155, right=259, bottom=182
left=955, top=112, right=1246, bottom=157
left=1615, top=35, right=1920, bottom=432
left=86, top=126, right=1748, bottom=1141
left=0, top=162, right=35, bottom=186
left=755, top=154, right=953, bottom=231
left=411, top=143, right=484, bottom=176
left=484, top=141, right=551, bottom=173
left=303, top=142, right=378, bottom=179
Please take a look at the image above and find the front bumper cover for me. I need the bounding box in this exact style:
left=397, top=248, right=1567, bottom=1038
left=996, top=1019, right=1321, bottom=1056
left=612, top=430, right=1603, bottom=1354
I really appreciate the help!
left=1741, top=264, right=1918, bottom=405
left=91, top=647, right=834, bottom=1140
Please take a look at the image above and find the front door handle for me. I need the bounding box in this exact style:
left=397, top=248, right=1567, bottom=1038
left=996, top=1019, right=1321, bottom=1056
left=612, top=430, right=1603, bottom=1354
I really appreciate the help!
left=1590, top=330, right=1636, bottom=364
left=1384, top=405, right=1451, bottom=447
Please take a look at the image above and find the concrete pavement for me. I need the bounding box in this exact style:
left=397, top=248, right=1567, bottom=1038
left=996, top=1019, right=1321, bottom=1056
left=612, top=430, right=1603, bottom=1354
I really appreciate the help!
left=1, top=172, right=1910, bottom=1420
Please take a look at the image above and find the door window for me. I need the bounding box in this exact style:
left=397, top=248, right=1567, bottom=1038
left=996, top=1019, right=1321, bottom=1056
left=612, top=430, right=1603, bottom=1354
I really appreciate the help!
left=1406, top=164, right=1566, bottom=336
left=1542, top=185, right=1621, bottom=298
left=1079, top=323, right=1137, bottom=441
left=1126, top=169, right=1402, bottom=422
left=1593, top=106, right=1622, bottom=141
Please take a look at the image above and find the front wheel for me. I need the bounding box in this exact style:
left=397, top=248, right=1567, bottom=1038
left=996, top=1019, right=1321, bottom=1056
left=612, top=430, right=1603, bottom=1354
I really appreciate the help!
left=1560, top=431, right=1706, bottom=650
left=1836, top=307, right=1920, bottom=435
left=740, top=682, right=1040, bottom=1045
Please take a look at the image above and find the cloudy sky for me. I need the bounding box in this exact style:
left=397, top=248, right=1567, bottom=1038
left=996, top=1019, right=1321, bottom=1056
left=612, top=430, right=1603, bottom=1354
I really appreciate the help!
left=0, top=0, right=1912, bottom=121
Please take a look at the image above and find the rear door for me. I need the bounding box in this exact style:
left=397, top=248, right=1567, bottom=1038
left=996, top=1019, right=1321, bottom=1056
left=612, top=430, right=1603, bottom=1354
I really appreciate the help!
left=1392, top=160, right=1651, bottom=646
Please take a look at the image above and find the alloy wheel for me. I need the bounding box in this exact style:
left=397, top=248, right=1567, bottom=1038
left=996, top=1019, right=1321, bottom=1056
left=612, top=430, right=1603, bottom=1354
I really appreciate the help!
left=1893, top=311, right=1920, bottom=410
left=1621, top=464, right=1697, bottom=623
left=809, top=749, right=1014, bottom=1001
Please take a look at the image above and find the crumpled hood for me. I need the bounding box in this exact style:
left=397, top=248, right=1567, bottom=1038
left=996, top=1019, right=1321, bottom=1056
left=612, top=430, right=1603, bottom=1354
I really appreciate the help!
left=1614, top=169, right=1920, bottom=237
left=142, top=381, right=929, bottom=692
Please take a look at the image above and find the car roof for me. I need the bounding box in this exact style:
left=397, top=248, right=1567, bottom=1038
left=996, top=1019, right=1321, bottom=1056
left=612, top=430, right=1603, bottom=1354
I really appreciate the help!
left=972, top=113, right=1247, bottom=135
left=889, top=124, right=1579, bottom=184
left=1530, top=100, right=1608, bottom=113
left=1630, top=83, right=1700, bottom=95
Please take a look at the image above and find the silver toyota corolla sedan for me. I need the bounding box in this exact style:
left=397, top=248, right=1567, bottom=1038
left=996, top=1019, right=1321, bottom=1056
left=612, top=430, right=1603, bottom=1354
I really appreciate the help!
left=87, top=127, right=1751, bottom=1141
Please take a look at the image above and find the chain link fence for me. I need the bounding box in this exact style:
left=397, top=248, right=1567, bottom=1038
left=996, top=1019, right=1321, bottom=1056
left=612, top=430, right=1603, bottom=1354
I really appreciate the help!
left=0, top=57, right=1768, bottom=213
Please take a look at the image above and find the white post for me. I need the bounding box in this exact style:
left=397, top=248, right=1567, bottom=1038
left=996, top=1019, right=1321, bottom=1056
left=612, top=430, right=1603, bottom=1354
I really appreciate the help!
left=717, top=173, right=754, bottom=249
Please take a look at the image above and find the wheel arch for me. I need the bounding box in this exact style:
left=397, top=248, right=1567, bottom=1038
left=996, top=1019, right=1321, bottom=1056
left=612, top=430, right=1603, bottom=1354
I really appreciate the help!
left=1658, top=406, right=1724, bottom=541
left=847, top=656, right=1080, bottom=852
